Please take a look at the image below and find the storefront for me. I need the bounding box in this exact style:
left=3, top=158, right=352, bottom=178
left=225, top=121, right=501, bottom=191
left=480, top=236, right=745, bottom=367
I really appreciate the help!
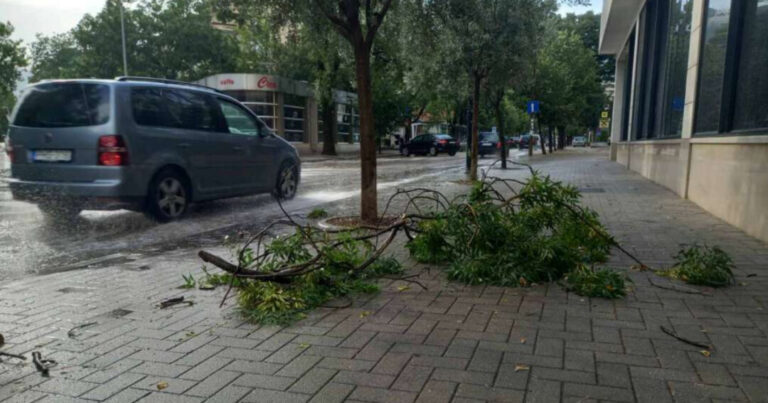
left=196, top=74, right=359, bottom=151
left=600, top=0, right=768, bottom=243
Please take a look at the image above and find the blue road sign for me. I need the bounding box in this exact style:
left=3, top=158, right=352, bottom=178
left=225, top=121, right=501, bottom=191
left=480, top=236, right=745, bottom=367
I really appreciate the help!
left=527, top=100, right=540, bottom=114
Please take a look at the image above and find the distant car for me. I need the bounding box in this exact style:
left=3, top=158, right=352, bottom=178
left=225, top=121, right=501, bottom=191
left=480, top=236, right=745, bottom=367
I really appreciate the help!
left=478, top=132, right=500, bottom=157
left=6, top=77, right=300, bottom=222
left=403, top=134, right=459, bottom=157
left=518, top=134, right=540, bottom=149
left=505, top=136, right=520, bottom=148
left=572, top=136, right=588, bottom=147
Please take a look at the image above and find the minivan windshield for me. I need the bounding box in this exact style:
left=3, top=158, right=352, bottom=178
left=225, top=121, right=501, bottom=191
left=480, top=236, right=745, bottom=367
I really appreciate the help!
left=13, top=82, right=110, bottom=128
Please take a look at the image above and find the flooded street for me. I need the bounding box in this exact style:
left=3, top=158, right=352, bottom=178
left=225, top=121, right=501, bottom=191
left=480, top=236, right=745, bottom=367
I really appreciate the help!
left=0, top=153, right=494, bottom=281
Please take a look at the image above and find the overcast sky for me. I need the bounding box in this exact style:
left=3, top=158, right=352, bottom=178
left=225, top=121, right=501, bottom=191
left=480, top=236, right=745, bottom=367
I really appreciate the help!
left=1, top=0, right=603, bottom=46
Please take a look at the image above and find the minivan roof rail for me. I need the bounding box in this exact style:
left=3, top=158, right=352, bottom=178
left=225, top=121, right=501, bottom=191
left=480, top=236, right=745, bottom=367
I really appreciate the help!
left=115, top=76, right=224, bottom=94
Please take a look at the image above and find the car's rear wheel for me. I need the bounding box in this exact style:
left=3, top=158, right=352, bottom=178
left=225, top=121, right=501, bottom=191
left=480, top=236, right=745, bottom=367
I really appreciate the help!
left=404, top=147, right=411, bottom=157
left=274, top=161, right=298, bottom=200
left=448, top=150, right=457, bottom=156
left=146, top=169, right=190, bottom=222
left=429, top=146, right=438, bottom=156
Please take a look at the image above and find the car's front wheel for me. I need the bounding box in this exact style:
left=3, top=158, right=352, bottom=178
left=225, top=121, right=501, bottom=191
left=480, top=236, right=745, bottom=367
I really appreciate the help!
left=404, top=147, right=411, bottom=157
left=146, top=169, right=190, bottom=222
left=274, top=161, right=298, bottom=200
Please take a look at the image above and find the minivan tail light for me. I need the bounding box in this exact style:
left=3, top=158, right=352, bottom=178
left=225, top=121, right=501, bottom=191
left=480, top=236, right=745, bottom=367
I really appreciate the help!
left=496, top=142, right=502, bottom=149
left=98, top=135, right=129, bottom=166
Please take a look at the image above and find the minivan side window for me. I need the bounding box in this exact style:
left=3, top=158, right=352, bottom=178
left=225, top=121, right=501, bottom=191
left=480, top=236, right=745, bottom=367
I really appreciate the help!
left=131, top=87, right=217, bottom=131
left=217, top=99, right=260, bottom=136
left=131, top=88, right=164, bottom=127
left=164, top=89, right=217, bottom=131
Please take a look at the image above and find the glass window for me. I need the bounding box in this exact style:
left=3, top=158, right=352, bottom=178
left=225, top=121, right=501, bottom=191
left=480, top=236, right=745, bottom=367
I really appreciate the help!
left=245, top=91, right=274, bottom=103
left=621, top=29, right=636, bottom=141
left=246, top=104, right=274, bottom=117
left=732, top=0, right=768, bottom=130
left=164, top=89, right=217, bottom=131
left=695, top=0, right=731, bottom=133
left=224, top=90, right=247, bottom=102
left=131, top=87, right=164, bottom=127
left=14, top=83, right=110, bottom=128
left=661, top=0, right=692, bottom=137
left=218, top=99, right=260, bottom=136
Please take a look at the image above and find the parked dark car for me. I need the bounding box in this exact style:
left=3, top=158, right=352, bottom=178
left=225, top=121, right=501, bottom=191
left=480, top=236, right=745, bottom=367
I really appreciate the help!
left=478, top=132, right=500, bottom=157
left=403, top=134, right=459, bottom=156
left=518, top=134, right=540, bottom=149
left=6, top=77, right=300, bottom=222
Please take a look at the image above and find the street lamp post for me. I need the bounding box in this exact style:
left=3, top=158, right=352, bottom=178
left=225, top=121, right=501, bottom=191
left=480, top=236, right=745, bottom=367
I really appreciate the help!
left=119, top=0, right=128, bottom=76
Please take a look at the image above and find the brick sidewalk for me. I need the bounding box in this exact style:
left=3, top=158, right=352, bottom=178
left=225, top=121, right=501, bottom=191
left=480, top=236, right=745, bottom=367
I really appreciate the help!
left=1, top=150, right=767, bottom=402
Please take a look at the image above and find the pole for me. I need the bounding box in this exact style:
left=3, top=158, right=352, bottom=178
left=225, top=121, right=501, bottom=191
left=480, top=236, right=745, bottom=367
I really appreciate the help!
left=119, top=1, right=128, bottom=76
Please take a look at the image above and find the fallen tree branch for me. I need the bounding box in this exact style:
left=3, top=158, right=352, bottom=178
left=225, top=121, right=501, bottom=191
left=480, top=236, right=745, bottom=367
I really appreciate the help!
left=660, top=325, right=711, bottom=350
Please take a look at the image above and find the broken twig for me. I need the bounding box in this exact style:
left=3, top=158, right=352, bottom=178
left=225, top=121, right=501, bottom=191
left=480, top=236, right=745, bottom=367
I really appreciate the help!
left=67, top=322, right=97, bottom=339
left=660, top=325, right=711, bottom=350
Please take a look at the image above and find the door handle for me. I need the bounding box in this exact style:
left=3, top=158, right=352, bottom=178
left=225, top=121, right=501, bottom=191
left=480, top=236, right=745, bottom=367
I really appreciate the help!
left=232, top=146, right=244, bottom=151
left=177, top=143, right=190, bottom=148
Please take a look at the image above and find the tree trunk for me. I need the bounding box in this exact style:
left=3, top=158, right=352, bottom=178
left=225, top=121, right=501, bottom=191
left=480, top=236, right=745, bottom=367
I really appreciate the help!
left=548, top=125, right=554, bottom=154
left=469, top=74, right=480, bottom=181
left=404, top=118, right=412, bottom=141
left=558, top=126, right=566, bottom=150
left=495, top=99, right=506, bottom=169
left=321, top=100, right=337, bottom=155
left=354, top=44, right=377, bottom=223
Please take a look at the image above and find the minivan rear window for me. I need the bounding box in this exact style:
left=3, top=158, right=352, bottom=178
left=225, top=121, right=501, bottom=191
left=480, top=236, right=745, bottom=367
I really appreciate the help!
left=13, top=83, right=110, bottom=127
left=479, top=132, right=499, bottom=142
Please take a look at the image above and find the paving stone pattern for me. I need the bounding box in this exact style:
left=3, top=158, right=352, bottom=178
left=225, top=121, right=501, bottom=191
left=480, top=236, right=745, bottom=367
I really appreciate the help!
left=1, top=150, right=767, bottom=402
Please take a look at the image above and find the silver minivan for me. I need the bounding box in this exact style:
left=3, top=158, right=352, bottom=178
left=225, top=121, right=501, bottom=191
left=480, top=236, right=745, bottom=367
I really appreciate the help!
left=5, top=77, right=300, bottom=222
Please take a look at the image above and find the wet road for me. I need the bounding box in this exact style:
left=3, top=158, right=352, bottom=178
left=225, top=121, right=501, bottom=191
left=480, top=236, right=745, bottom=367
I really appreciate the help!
left=0, top=153, right=497, bottom=281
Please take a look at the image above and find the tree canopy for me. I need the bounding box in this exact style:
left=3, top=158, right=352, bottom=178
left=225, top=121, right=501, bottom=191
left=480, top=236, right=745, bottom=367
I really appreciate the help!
left=0, top=21, right=27, bottom=137
left=30, top=0, right=238, bottom=82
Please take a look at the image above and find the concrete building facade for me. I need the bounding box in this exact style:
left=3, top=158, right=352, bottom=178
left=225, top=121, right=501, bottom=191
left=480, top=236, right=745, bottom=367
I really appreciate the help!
left=601, top=0, right=768, bottom=243
left=197, top=73, right=360, bottom=155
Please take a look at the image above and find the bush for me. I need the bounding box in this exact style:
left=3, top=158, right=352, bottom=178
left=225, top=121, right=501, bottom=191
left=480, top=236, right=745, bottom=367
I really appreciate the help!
left=563, top=264, right=627, bottom=299
left=659, top=245, right=734, bottom=287
left=229, top=229, right=403, bottom=324
left=407, top=172, right=613, bottom=288
left=307, top=208, right=329, bottom=219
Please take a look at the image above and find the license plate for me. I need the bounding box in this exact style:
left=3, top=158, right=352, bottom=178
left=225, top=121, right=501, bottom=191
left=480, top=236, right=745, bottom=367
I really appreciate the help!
left=33, top=150, right=72, bottom=162
left=482, top=142, right=492, bottom=146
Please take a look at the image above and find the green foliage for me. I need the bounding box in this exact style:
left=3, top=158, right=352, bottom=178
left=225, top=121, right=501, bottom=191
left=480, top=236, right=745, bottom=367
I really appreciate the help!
left=228, top=230, right=403, bottom=325
left=0, top=21, right=27, bottom=137
left=307, top=208, right=329, bottom=219
left=563, top=264, right=627, bottom=299
left=659, top=245, right=735, bottom=287
left=180, top=273, right=196, bottom=289
left=30, top=0, right=238, bottom=82
left=408, top=171, right=613, bottom=288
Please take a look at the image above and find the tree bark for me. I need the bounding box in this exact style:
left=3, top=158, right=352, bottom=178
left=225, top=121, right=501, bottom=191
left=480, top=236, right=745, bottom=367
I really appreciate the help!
left=495, top=98, right=506, bottom=169
left=548, top=125, right=554, bottom=154
left=321, top=100, right=337, bottom=155
left=557, top=126, right=566, bottom=150
left=469, top=74, right=480, bottom=181
left=354, top=43, right=378, bottom=223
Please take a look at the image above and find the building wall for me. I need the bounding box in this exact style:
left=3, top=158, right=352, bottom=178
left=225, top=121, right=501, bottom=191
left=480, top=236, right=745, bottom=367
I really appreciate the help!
left=627, top=140, right=688, bottom=197
left=606, top=0, right=768, bottom=243
left=688, top=142, right=768, bottom=242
